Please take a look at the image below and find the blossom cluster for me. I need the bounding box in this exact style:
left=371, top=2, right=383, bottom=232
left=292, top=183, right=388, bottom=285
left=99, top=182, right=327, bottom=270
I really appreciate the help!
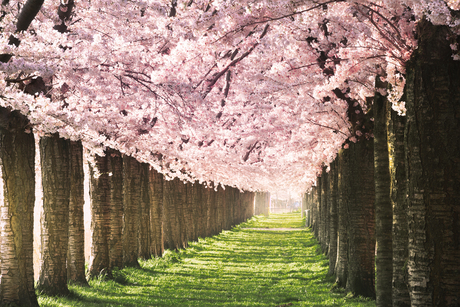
left=0, top=0, right=458, bottom=196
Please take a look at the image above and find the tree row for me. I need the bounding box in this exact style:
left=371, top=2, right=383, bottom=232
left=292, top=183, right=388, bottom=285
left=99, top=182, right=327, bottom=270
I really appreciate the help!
left=0, top=121, right=260, bottom=307
left=303, top=20, right=460, bottom=307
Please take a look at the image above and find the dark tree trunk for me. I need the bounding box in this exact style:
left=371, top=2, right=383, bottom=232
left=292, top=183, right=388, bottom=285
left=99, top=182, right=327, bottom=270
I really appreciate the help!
left=320, top=168, right=329, bottom=254
left=163, top=178, right=181, bottom=250
left=374, top=84, right=393, bottom=306
left=216, top=186, right=225, bottom=232
left=208, top=186, right=219, bottom=236
left=0, top=109, right=38, bottom=306
left=328, top=160, right=338, bottom=276
left=108, top=149, right=124, bottom=271
left=148, top=169, right=164, bottom=257
left=310, top=186, right=318, bottom=234
left=195, top=183, right=206, bottom=239
left=177, top=179, right=188, bottom=249
left=335, top=148, right=348, bottom=288
left=388, top=108, right=410, bottom=307
left=246, top=191, right=255, bottom=220
left=88, top=153, right=110, bottom=279
left=314, top=179, right=321, bottom=239
left=204, top=186, right=213, bottom=237
left=67, top=141, right=88, bottom=285
left=188, top=182, right=198, bottom=242
left=138, top=163, right=150, bottom=259
left=404, top=20, right=460, bottom=307
left=346, top=139, right=376, bottom=298
left=122, top=156, right=140, bottom=267
left=37, top=134, right=71, bottom=296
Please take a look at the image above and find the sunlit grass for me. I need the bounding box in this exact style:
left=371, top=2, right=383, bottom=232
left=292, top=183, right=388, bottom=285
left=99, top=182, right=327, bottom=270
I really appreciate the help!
left=38, top=213, right=375, bottom=307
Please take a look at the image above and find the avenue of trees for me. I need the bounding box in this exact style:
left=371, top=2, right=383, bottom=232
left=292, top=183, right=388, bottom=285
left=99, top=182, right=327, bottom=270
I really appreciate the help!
left=1, top=126, right=260, bottom=305
left=0, top=0, right=459, bottom=306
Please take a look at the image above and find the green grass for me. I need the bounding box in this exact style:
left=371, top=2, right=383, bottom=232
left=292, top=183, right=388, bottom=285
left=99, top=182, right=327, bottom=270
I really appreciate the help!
left=38, top=213, right=375, bottom=307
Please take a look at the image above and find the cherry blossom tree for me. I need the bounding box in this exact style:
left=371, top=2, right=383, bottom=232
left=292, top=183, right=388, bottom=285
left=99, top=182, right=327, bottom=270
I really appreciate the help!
left=0, top=0, right=459, bottom=304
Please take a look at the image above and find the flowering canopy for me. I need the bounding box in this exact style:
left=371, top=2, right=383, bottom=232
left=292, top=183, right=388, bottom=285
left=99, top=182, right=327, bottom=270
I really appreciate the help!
left=0, top=0, right=458, bottom=195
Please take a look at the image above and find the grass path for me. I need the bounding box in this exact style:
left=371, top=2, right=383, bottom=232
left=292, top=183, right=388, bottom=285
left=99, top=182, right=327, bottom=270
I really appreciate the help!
left=39, top=213, right=375, bottom=307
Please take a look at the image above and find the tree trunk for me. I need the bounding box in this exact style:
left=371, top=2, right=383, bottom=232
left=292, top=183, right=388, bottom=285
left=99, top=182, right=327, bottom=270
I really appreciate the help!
left=178, top=179, right=188, bottom=249
left=320, top=168, right=329, bottom=254
left=148, top=168, right=164, bottom=257
left=37, top=134, right=71, bottom=296
left=108, top=149, right=124, bottom=271
left=310, top=186, right=318, bottom=235
left=404, top=20, right=460, bottom=307
left=67, top=141, right=88, bottom=285
left=163, top=178, right=181, bottom=251
left=335, top=148, right=348, bottom=288
left=195, top=183, right=206, bottom=239
left=346, top=139, right=376, bottom=298
left=138, top=163, right=150, bottom=259
left=374, top=84, right=393, bottom=306
left=328, top=160, right=338, bottom=276
left=188, top=182, right=198, bottom=242
left=0, top=109, right=38, bottom=306
left=314, top=178, right=321, bottom=239
left=207, top=186, right=218, bottom=236
left=88, top=153, right=110, bottom=279
left=122, top=155, right=140, bottom=267
left=388, top=108, right=410, bottom=307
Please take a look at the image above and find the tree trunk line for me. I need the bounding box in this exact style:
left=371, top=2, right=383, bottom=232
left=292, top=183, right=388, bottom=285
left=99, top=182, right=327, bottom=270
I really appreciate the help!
left=306, top=20, right=460, bottom=306
left=1, top=141, right=257, bottom=297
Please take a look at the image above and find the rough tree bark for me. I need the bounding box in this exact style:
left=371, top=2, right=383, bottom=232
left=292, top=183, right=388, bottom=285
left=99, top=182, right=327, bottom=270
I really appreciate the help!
left=138, top=163, right=151, bottom=259
left=122, top=155, right=141, bottom=267
left=88, top=153, right=110, bottom=279
left=148, top=168, right=164, bottom=257
left=335, top=148, right=348, bottom=288
left=320, top=168, right=329, bottom=254
left=37, top=134, right=71, bottom=296
left=0, top=108, right=38, bottom=306
left=373, top=81, right=393, bottom=306
left=404, top=20, right=460, bottom=307
left=346, top=139, right=376, bottom=298
left=163, top=178, right=181, bottom=251
left=67, top=141, right=88, bottom=285
left=328, top=160, right=338, bottom=277
left=108, top=149, right=124, bottom=271
left=387, top=107, right=410, bottom=307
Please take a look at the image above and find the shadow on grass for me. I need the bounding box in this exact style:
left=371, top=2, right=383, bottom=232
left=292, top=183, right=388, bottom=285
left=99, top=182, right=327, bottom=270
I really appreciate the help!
left=38, top=213, right=375, bottom=307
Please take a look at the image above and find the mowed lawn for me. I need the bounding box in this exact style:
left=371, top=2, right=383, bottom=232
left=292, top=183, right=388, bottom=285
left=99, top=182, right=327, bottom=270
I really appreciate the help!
left=39, top=213, right=375, bottom=307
